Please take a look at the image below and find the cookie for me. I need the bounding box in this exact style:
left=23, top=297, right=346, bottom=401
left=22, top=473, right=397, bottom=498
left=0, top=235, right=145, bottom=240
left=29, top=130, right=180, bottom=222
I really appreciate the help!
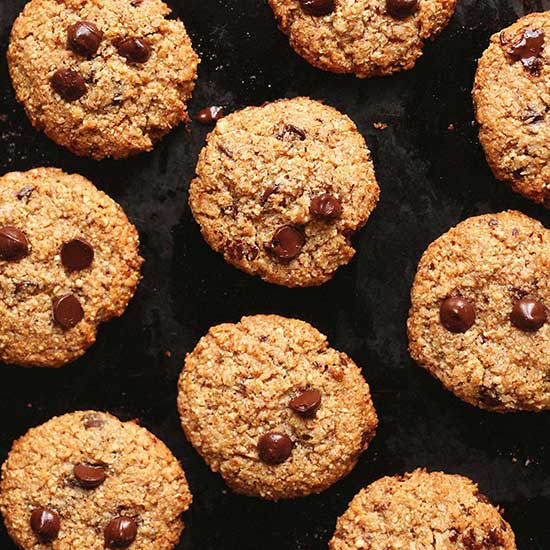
left=0, top=411, right=192, bottom=549
left=473, top=12, right=550, bottom=207
left=268, top=0, right=456, bottom=78
left=330, top=469, right=516, bottom=549
left=177, top=314, right=378, bottom=500
left=0, top=167, right=143, bottom=368
left=188, top=97, right=380, bottom=287
left=8, top=0, right=199, bottom=160
left=408, top=211, right=550, bottom=412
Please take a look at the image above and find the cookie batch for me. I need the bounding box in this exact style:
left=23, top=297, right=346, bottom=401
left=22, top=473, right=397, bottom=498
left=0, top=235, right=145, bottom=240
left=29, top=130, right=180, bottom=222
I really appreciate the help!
left=0, top=0, right=548, bottom=549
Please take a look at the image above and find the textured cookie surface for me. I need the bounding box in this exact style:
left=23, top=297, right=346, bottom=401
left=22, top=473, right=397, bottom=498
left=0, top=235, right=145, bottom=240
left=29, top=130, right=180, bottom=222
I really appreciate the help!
left=189, top=97, right=380, bottom=287
left=473, top=12, right=550, bottom=206
left=0, top=168, right=142, bottom=368
left=268, top=0, right=456, bottom=78
left=408, top=211, right=550, bottom=412
left=8, top=0, right=199, bottom=159
left=330, top=469, right=516, bottom=549
left=177, top=315, right=378, bottom=500
left=0, top=411, right=192, bottom=550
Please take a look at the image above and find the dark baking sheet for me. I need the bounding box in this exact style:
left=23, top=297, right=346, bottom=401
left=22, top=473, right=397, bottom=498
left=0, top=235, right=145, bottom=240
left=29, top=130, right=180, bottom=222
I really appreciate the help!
left=1, top=0, right=550, bottom=548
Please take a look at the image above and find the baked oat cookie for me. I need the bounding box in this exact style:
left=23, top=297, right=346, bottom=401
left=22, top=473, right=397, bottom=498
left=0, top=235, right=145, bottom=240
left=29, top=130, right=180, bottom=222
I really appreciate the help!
left=0, top=411, right=192, bottom=549
left=0, top=167, right=142, bottom=368
left=330, top=469, right=516, bottom=550
left=473, top=12, right=550, bottom=207
left=188, top=97, right=380, bottom=287
left=8, top=0, right=199, bottom=160
left=268, top=0, right=456, bottom=78
left=177, top=314, right=378, bottom=500
left=408, top=211, right=550, bottom=412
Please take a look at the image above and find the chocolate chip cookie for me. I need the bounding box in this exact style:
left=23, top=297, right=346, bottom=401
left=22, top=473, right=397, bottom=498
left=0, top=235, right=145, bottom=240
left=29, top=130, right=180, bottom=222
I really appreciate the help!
left=177, top=314, right=378, bottom=500
left=0, top=411, right=192, bottom=550
left=473, top=12, right=550, bottom=207
left=408, top=211, right=550, bottom=412
left=8, top=0, right=199, bottom=160
left=268, top=0, right=456, bottom=78
left=188, top=97, right=380, bottom=287
left=0, top=167, right=143, bottom=368
left=330, top=469, right=516, bottom=549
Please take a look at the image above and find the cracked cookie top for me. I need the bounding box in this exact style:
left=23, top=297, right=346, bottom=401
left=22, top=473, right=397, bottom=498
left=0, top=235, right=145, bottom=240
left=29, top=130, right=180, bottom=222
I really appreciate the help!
left=188, top=97, right=380, bottom=287
left=8, top=0, right=199, bottom=159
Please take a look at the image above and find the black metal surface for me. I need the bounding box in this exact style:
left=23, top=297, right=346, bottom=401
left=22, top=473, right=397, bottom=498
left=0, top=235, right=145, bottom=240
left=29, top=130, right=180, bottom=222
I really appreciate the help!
left=1, top=0, right=550, bottom=548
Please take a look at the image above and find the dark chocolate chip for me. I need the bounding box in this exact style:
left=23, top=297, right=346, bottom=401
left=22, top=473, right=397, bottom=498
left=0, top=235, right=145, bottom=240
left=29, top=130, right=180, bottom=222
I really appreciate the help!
left=440, top=296, right=476, bottom=333
left=116, top=37, right=151, bottom=63
left=501, top=28, right=545, bottom=75
left=16, top=185, right=34, bottom=201
left=300, top=0, right=335, bottom=16
left=310, top=193, right=342, bottom=220
left=0, top=227, right=29, bottom=261
left=510, top=296, right=547, bottom=331
left=484, top=527, right=505, bottom=547
left=386, top=0, right=418, bottom=19
left=51, top=68, right=87, bottom=101
left=104, top=516, right=138, bottom=548
left=276, top=123, right=307, bottom=141
left=61, top=238, right=94, bottom=271
left=258, top=432, right=292, bottom=464
left=265, top=225, right=305, bottom=261
left=68, top=21, right=103, bottom=57
left=194, top=106, right=224, bottom=124
left=289, top=389, right=322, bottom=416
left=52, top=294, right=84, bottom=329
left=83, top=413, right=106, bottom=429
left=226, top=240, right=259, bottom=261
left=74, top=463, right=107, bottom=488
left=260, top=182, right=280, bottom=204
left=30, top=507, right=60, bottom=542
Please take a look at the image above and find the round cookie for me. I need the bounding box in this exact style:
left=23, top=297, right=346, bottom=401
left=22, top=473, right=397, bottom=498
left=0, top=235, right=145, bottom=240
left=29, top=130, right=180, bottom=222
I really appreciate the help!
left=408, top=211, right=550, bottom=412
left=177, top=314, right=378, bottom=500
left=473, top=12, right=550, bottom=207
left=188, top=97, right=380, bottom=287
left=268, top=0, right=456, bottom=78
left=8, top=0, right=199, bottom=160
left=0, top=411, right=192, bottom=550
left=330, top=469, right=516, bottom=549
left=0, top=167, right=143, bottom=368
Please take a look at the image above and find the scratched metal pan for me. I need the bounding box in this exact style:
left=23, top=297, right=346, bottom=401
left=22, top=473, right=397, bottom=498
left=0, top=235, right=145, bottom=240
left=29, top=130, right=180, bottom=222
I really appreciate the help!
left=0, top=0, right=549, bottom=548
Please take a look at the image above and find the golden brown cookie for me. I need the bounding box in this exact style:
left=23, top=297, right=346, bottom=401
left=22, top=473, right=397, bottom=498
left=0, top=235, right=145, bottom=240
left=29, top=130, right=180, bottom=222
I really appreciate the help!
left=408, top=211, right=550, bottom=412
left=0, top=167, right=143, bottom=368
left=188, top=97, right=380, bottom=287
left=330, top=469, right=517, bottom=549
left=268, top=0, right=456, bottom=78
left=8, top=0, right=199, bottom=160
left=0, top=411, right=192, bottom=550
left=177, top=314, right=378, bottom=500
left=473, top=12, right=550, bottom=207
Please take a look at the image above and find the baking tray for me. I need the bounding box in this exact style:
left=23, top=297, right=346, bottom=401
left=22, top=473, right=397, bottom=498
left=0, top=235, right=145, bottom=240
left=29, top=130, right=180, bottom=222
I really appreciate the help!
left=1, top=0, right=550, bottom=548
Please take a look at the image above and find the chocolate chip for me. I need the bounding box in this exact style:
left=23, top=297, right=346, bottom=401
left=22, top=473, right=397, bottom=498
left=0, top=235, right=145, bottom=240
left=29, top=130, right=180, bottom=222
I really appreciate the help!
left=489, top=218, right=499, bottom=227
left=51, top=68, right=87, bottom=101
left=258, top=432, right=292, bottom=464
left=83, top=413, right=106, bottom=428
left=484, top=527, right=505, bottom=547
left=475, top=492, right=491, bottom=504
left=53, top=294, right=84, bottom=329
left=440, top=296, right=476, bottom=333
left=61, top=238, right=94, bottom=271
left=276, top=123, right=306, bottom=141
left=104, top=516, right=138, bottom=548
left=16, top=185, right=34, bottom=201
left=510, top=296, right=547, bottom=331
left=310, top=193, right=342, bottom=220
left=501, top=29, right=545, bottom=75
left=74, top=463, right=107, bottom=488
left=0, top=227, right=29, bottom=261
left=260, top=182, right=280, bottom=204
left=30, top=507, right=60, bottom=541
left=130, top=0, right=144, bottom=5
left=116, top=37, right=151, bottom=63
left=68, top=21, right=103, bottom=57
left=300, top=0, right=335, bottom=16
left=386, top=0, right=418, bottom=19
left=194, top=106, right=224, bottom=124
left=289, top=389, right=322, bottom=416
left=226, top=240, right=259, bottom=261
left=265, top=225, right=305, bottom=261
